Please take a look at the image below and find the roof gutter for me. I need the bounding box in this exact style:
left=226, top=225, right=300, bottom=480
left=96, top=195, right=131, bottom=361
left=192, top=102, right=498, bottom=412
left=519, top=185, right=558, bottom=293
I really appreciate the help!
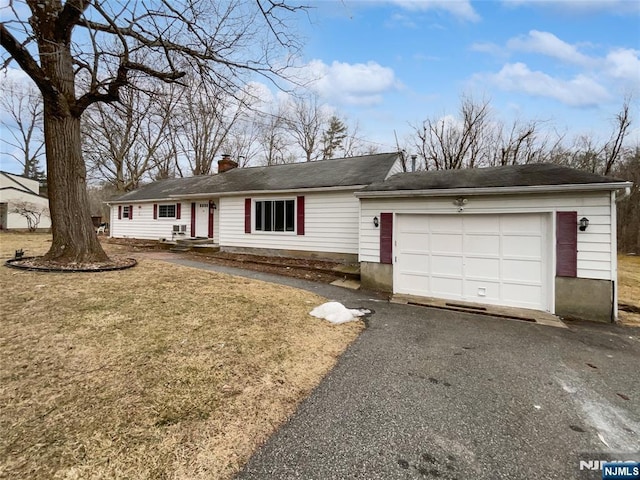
left=354, top=182, right=633, bottom=198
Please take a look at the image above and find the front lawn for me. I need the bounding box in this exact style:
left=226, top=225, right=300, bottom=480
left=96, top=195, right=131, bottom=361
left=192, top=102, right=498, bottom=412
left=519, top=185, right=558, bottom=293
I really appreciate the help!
left=0, top=233, right=363, bottom=479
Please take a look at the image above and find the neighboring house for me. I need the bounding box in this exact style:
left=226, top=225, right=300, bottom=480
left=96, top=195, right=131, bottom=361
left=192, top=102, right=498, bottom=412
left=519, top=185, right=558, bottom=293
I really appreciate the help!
left=109, top=157, right=632, bottom=323
left=0, top=171, right=51, bottom=231
left=356, top=164, right=632, bottom=323
left=108, top=153, right=404, bottom=262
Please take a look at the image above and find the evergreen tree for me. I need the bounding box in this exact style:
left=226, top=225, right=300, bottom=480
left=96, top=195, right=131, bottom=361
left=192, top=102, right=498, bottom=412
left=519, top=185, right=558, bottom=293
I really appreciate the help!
left=322, top=116, right=348, bottom=159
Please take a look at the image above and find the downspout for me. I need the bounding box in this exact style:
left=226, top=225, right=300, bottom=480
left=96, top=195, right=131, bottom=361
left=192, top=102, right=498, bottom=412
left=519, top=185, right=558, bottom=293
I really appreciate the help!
left=615, top=185, right=631, bottom=203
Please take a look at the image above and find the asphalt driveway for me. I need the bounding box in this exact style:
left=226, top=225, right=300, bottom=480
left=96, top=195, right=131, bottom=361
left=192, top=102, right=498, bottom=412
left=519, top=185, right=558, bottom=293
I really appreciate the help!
left=165, top=257, right=640, bottom=480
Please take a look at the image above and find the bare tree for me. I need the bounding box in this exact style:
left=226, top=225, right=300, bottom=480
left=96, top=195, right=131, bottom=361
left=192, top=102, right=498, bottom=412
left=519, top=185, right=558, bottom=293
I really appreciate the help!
left=615, top=146, right=640, bottom=254
left=603, top=96, right=632, bottom=175
left=174, top=78, right=255, bottom=175
left=83, top=82, right=181, bottom=191
left=10, top=200, right=49, bottom=231
left=489, top=118, right=562, bottom=166
left=1, top=0, right=306, bottom=264
left=412, top=96, right=492, bottom=170
left=285, top=94, right=329, bottom=162
left=222, top=119, right=262, bottom=168
left=257, top=106, right=292, bottom=165
left=341, top=121, right=379, bottom=158
left=0, top=77, right=45, bottom=179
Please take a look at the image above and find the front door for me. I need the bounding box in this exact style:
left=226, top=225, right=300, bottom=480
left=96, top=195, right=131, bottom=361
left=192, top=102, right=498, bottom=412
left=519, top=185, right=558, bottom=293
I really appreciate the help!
left=195, top=202, right=210, bottom=238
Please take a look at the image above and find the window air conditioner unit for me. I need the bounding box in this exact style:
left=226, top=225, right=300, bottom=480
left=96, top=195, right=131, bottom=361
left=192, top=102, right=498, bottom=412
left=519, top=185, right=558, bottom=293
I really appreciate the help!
left=180, top=225, right=187, bottom=233
left=172, top=225, right=180, bottom=233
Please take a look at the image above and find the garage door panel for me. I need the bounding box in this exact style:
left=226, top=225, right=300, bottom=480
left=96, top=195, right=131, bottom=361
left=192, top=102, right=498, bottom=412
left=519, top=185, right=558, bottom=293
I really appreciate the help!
left=397, top=252, right=429, bottom=272
left=395, top=213, right=548, bottom=312
left=431, top=233, right=463, bottom=252
left=431, top=277, right=463, bottom=297
left=396, top=276, right=429, bottom=296
left=431, top=255, right=463, bottom=276
left=501, top=214, right=542, bottom=233
left=502, top=258, right=542, bottom=282
left=464, top=215, right=499, bottom=232
left=502, top=235, right=542, bottom=258
left=430, top=216, right=463, bottom=232
left=402, top=232, right=430, bottom=252
left=463, top=234, right=500, bottom=255
left=465, top=257, right=500, bottom=280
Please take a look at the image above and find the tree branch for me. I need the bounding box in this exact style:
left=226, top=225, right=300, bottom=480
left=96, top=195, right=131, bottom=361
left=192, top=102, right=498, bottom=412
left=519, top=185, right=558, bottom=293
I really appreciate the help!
left=0, top=24, right=58, bottom=101
left=56, top=0, right=91, bottom=42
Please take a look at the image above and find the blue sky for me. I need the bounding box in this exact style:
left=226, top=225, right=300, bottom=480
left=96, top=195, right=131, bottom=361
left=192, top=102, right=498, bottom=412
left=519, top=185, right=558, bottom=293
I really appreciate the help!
left=1, top=0, right=638, bottom=174
left=294, top=0, right=640, bottom=151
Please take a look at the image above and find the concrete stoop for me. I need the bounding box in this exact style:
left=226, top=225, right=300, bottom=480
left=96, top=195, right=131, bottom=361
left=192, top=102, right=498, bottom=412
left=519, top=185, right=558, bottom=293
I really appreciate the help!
left=167, top=237, right=219, bottom=253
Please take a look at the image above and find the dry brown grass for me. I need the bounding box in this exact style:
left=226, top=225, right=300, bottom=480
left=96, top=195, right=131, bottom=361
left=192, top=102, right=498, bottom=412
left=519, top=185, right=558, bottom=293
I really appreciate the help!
left=0, top=233, right=363, bottom=479
left=618, top=254, right=640, bottom=326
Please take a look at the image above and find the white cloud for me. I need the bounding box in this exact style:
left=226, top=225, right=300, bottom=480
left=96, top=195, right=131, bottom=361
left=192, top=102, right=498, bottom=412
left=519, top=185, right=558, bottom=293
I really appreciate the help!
left=390, top=0, right=480, bottom=22
left=470, top=42, right=504, bottom=56
left=501, top=0, right=640, bottom=15
left=303, top=60, right=399, bottom=106
left=604, top=48, right=640, bottom=83
left=506, top=30, right=594, bottom=67
left=480, top=62, right=610, bottom=107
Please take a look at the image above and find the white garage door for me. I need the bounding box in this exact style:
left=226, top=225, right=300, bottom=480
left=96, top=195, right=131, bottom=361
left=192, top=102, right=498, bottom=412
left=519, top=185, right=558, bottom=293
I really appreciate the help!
left=395, top=214, right=548, bottom=311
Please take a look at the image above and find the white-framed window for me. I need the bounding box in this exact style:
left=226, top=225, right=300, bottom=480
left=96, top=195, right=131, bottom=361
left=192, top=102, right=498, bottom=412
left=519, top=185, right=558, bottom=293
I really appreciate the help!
left=122, top=205, right=130, bottom=218
left=158, top=204, right=176, bottom=218
left=255, top=199, right=295, bottom=232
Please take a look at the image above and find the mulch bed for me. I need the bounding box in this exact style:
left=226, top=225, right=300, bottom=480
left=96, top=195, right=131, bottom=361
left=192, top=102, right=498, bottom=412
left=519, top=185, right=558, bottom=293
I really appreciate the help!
left=5, top=256, right=137, bottom=272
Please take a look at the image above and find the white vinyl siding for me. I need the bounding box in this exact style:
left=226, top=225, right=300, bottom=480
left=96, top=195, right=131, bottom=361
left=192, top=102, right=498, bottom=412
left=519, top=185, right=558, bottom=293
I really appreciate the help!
left=360, top=191, right=614, bottom=281
left=385, top=157, right=406, bottom=179
left=219, top=190, right=360, bottom=254
left=110, top=201, right=220, bottom=244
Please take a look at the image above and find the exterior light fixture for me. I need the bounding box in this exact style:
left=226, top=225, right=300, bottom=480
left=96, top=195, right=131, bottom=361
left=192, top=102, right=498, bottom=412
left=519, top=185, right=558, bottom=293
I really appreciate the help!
left=373, top=216, right=379, bottom=227
left=453, top=197, right=468, bottom=212
left=579, top=217, right=589, bottom=231
left=210, top=201, right=217, bottom=210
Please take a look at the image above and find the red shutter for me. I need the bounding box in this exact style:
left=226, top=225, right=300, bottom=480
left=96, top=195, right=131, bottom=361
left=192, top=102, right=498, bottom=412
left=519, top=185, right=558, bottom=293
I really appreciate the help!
left=129, top=205, right=133, bottom=220
left=296, top=196, right=305, bottom=236
left=380, top=213, right=393, bottom=264
left=153, top=204, right=158, bottom=219
left=118, top=205, right=122, bottom=220
left=176, top=203, right=181, bottom=219
left=190, top=202, right=196, bottom=237
left=208, top=202, right=214, bottom=238
left=556, top=211, right=577, bottom=277
left=244, top=198, right=251, bottom=234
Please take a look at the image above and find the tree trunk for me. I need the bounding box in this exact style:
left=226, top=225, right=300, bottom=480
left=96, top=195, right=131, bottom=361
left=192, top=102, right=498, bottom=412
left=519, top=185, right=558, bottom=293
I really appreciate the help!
left=36, top=23, right=110, bottom=264
left=42, top=107, right=110, bottom=263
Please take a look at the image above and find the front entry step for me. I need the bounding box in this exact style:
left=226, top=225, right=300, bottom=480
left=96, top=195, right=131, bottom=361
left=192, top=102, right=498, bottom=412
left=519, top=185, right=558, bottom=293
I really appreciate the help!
left=170, top=246, right=192, bottom=253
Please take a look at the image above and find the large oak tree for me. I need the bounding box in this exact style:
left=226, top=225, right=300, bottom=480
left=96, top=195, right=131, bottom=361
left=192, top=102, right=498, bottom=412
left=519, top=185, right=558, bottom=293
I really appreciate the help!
left=1, top=0, right=305, bottom=264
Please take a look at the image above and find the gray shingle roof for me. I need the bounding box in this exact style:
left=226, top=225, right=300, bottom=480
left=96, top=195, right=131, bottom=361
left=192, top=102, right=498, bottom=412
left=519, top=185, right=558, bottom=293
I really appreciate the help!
left=361, top=163, right=627, bottom=192
left=113, top=153, right=400, bottom=202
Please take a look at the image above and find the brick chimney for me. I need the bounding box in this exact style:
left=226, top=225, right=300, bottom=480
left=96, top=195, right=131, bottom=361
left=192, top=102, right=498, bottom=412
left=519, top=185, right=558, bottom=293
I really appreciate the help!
left=217, top=154, right=238, bottom=173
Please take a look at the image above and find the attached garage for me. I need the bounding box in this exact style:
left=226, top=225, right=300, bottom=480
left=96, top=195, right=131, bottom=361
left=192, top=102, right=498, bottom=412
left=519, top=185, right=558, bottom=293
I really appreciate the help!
left=394, top=213, right=549, bottom=311
left=356, top=164, right=633, bottom=323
